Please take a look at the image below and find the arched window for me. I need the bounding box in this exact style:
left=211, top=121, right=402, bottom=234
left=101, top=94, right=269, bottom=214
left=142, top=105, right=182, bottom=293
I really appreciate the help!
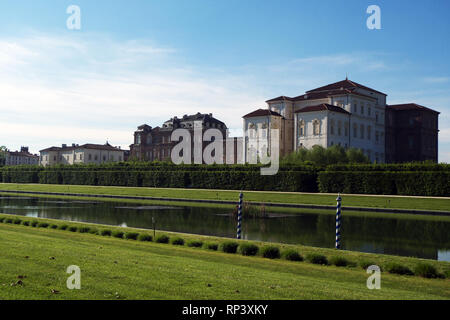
left=313, top=119, right=320, bottom=135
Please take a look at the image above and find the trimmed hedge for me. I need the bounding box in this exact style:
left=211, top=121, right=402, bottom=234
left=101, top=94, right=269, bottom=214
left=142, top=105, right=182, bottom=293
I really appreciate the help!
left=220, top=241, right=239, bottom=254
left=318, top=171, right=450, bottom=196
left=1, top=162, right=449, bottom=195
left=238, top=243, right=259, bottom=256
left=306, top=253, right=328, bottom=265
left=261, top=246, right=281, bottom=259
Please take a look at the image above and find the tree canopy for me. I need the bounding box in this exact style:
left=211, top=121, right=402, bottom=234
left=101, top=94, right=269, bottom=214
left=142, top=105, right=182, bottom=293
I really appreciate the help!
left=281, top=145, right=370, bottom=166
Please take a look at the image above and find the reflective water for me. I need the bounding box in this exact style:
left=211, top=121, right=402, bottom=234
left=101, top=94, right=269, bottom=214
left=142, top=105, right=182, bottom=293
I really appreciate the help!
left=1, top=196, right=449, bottom=261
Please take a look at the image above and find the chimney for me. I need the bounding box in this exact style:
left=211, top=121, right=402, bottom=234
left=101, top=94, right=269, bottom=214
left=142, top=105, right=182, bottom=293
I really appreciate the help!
left=21, top=146, right=29, bottom=153
left=62, top=144, right=67, bottom=148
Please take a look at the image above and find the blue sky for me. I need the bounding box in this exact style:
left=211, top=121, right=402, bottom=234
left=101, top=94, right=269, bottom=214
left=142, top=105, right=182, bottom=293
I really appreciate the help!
left=0, top=0, right=449, bottom=161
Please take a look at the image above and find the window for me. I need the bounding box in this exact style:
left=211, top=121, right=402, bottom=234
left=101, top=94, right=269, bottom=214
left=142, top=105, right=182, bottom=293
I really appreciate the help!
left=313, top=119, right=320, bottom=135
left=89, top=154, right=92, bottom=160
left=353, top=123, right=358, bottom=138
left=368, top=105, right=371, bottom=116
left=367, top=125, right=371, bottom=140
left=360, top=124, right=365, bottom=139
left=330, top=119, right=335, bottom=135
left=375, top=131, right=379, bottom=143
left=337, top=120, right=342, bottom=136
left=344, top=123, right=349, bottom=136
left=408, top=136, right=414, bottom=149
left=375, top=112, right=379, bottom=123
left=353, top=103, right=357, bottom=113
left=136, top=134, right=141, bottom=145
left=146, top=135, right=152, bottom=144
left=95, top=155, right=98, bottom=161
left=299, top=120, right=305, bottom=137
left=360, top=103, right=364, bottom=115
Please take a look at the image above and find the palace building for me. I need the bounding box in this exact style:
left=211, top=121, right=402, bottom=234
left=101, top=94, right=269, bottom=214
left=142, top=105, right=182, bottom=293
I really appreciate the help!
left=129, top=112, right=241, bottom=163
left=243, top=79, right=439, bottom=163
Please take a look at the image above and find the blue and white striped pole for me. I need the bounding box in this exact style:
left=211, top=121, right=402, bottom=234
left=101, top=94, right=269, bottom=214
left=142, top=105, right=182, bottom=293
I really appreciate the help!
left=336, top=193, right=342, bottom=249
left=237, top=192, right=243, bottom=239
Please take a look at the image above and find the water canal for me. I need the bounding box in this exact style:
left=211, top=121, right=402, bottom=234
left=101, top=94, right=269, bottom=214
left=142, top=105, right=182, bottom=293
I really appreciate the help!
left=1, top=195, right=449, bottom=261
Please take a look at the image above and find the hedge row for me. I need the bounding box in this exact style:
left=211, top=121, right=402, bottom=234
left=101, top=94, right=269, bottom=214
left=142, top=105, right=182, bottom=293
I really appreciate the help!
left=0, top=169, right=318, bottom=192
left=1, top=215, right=446, bottom=279
left=318, top=171, right=450, bottom=196
left=1, top=163, right=449, bottom=196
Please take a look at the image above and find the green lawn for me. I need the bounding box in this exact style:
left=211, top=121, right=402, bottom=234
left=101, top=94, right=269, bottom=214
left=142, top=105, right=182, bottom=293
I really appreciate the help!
left=1, top=183, right=450, bottom=212
left=0, top=215, right=449, bottom=300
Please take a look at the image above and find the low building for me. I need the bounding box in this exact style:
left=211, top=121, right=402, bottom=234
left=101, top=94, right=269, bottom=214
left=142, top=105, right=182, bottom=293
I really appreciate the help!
left=4, top=147, right=39, bottom=166
left=40, top=142, right=124, bottom=166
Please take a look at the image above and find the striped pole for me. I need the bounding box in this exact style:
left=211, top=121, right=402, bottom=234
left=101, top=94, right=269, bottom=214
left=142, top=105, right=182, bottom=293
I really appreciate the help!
left=336, top=193, right=342, bottom=249
left=237, top=192, right=243, bottom=239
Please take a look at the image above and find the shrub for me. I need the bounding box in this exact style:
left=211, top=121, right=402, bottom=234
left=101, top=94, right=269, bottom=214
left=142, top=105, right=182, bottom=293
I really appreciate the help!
left=68, top=226, right=78, bottom=232
left=306, top=253, right=328, bottom=265
left=50, top=224, right=58, bottom=229
left=385, top=263, right=414, bottom=276
left=155, top=234, right=170, bottom=243
left=238, top=243, right=259, bottom=256
left=359, top=259, right=379, bottom=270
left=138, top=234, right=152, bottom=242
left=38, top=222, right=49, bottom=228
left=0, top=217, right=5, bottom=223
left=58, top=224, right=69, bottom=230
left=414, top=263, right=440, bottom=279
left=282, top=249, right=303, bottom=261
left=31, top=220, right=39, bottom=227
left=22, top=220, right=30, bottom=226
left=205, top=242, right=218, bottom=251
left=171, top=237, right=185, bottom=245
left=187, top=240, right=203, bottom=248
left=78, top=227, right=91, bottom=233
left=89, top=228, right=98, bottom=234
left=112, top=230, right=124, bottom=239
left=261, top=246, right=281, bottom=259
left=220, top=241, right=239, bottom=254
left=125, top=232, right=139, bottom=240
left=5, top=218, right=13, bottom=224
left=329, top=256, right=351, bottom=267
left=100, top=229, right=112, bottom=236
left=13, top=218, right=22, bottom=224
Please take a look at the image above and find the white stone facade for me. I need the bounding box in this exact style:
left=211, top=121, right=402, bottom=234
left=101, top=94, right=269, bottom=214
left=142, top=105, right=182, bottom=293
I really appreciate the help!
left=243, top=79, right=388, bottom=163
left=40, top=143, right=124, bottom=166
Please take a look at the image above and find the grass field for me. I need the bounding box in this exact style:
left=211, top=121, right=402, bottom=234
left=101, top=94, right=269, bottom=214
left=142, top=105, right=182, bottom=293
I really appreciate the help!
left=0, top=214, right=449, bottom=300
left=1, top=183, right=450, bottom=212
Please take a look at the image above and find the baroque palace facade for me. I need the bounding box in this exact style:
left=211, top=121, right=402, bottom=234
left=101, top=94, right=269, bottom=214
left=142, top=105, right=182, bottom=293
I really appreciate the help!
left=243, top=79, right=439, bottom=163
left=129, top=112, right=241, bottom=163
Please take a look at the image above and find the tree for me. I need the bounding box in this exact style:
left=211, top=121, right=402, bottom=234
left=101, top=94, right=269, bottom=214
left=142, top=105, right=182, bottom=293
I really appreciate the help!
left=0, top=146, right=7, bottom=166
left=281, top=145, right=369, bottom=166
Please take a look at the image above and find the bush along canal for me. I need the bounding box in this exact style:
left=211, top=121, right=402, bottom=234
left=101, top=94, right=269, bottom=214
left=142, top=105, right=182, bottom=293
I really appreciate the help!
left=0, top=195, right=449, bottom=261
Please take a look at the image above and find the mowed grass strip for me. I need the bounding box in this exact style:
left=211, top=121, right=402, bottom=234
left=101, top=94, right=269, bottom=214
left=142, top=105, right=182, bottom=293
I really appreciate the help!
left=0, top=222, right=449, bottom=300
left=1, top=183, right=450, bottom=212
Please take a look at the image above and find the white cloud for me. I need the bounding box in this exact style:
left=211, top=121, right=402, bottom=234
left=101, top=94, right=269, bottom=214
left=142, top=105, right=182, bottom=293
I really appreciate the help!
left=423, top=76, right=449, bottom=84
left=0, top=33, right=265, bottom=153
